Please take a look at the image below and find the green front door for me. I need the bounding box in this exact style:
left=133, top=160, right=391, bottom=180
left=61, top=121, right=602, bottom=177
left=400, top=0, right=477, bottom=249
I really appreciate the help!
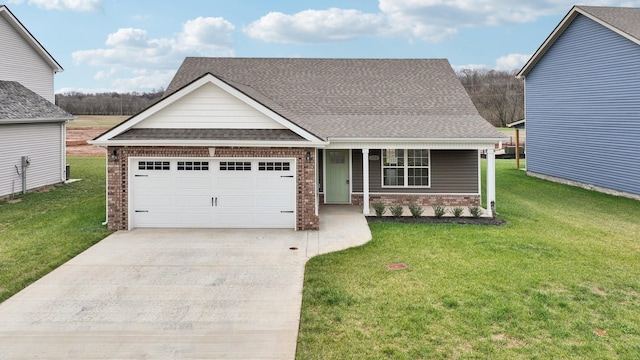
left=326, top=149, right=350, bottom=203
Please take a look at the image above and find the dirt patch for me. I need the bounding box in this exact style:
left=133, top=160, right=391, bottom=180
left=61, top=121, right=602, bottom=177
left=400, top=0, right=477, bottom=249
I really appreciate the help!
left=67, top=127, right=107, bottom=157
left=367, top=216, right=507, bottom=226
left=592, top=287, right=607, bottom=296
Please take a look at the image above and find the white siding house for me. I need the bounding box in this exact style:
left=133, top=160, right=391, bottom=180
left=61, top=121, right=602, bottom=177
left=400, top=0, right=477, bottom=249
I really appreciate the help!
left=518, top=5, right=640, bottom=200
left=0, top=6, right=71, bottom=198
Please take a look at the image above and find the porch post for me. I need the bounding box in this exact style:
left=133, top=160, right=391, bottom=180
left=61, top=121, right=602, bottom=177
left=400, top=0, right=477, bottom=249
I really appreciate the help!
left=362, top=148, right=370, bottom=215
left=486, top=148, right=496, bottom=217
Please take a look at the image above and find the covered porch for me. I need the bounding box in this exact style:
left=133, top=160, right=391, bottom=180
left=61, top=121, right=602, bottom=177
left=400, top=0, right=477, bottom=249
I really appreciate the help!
left=315, top=145, right=498, bottom=217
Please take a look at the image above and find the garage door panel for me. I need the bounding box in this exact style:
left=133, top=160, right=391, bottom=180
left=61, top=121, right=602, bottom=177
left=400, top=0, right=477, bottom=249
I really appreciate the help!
left=175, top=176, right=210, bottom=189
left=135, top=177, right=173, bottom=190
left=255, top=214, right=294, bottom=227
left=217, top=214, right=256, bottom=227
left=175, top=195, right=211, bottom=207
left=134, top=210, right=174, bottom=227
left=174, top=213, right=213, bottom=226
left=259, top=177, right=294, bottom=191
left=254, top=195, right=291, bottom=207
left=134, top=194, right=174, bottom=208
left=216, top=176, right=253, bottom=190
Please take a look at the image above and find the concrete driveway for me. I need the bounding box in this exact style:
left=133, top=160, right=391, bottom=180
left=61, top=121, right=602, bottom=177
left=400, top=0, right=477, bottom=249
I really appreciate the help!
left=0, top=206, right=371, bottom=359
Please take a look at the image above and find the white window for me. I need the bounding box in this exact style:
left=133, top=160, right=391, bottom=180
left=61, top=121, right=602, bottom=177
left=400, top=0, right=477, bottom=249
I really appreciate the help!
left=138, top=161, right=170, bottom=171
left=220, top=161, right=251, bottom=171
left=258, top=161, right=291, bottom=171
left=382, top=149, right=430, bottom=187
left=177, top=161, right=209, bottom=171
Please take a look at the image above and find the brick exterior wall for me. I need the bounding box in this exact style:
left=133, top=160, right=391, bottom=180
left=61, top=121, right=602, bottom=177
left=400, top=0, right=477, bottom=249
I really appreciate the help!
left=106, top=146, right=319, bottom=231
left=350, top=193, right=480, bottom=207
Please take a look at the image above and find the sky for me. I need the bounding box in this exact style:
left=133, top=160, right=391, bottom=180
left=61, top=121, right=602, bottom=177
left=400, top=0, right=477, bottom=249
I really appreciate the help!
left=6, top=0, right=640, bottom=94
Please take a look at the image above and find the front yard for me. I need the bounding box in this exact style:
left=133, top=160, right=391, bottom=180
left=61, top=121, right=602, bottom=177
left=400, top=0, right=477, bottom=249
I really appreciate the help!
left=297, top=160, right=640, bottom=359
left=2, top=158, right=639, bottom=358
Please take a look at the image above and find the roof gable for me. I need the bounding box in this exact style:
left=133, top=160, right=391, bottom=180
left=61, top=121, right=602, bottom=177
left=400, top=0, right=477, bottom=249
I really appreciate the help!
left=0, top=80, right=72, bottom=123
left=92, top=73, right=325, bottom=146
left=0, top=5, right=63, bottom=73
left=518, top=5, right=640, bottom=77
left=133, top=81, right=287, bottom=130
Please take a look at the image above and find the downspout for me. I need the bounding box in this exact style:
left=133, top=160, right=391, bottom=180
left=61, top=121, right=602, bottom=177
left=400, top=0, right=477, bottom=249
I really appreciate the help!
left=101, top=147, right=109, bottom=226
left=61, top=122, right=66, bottom=181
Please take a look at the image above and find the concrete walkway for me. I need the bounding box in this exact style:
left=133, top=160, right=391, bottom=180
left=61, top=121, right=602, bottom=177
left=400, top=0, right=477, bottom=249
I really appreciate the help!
left=0, top=205, right=370, bottom=360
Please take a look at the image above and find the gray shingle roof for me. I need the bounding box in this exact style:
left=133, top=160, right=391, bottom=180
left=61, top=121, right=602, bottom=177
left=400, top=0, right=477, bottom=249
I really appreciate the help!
left=0, top=81, right=71, bottom=123
left=114, top=128, right=305, bottom=141
left=164, top=58, right=504, bottom=140
left=577, top=6, right=640, bottom=42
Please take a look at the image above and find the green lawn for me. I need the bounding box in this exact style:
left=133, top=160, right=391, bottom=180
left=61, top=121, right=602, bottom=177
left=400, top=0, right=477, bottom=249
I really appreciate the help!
left=0, top=157, right=111, bottom=303
left=297, top=160, right=640, bottom=359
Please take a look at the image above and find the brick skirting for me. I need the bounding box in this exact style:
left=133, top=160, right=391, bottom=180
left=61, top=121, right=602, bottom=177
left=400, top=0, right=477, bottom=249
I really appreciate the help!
left=351, top=193, right=480, bottom=207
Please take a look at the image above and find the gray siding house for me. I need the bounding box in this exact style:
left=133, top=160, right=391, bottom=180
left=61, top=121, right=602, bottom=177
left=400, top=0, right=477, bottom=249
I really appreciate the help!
left=517, top=6, right=640, bottom=199
left=0, top=5, right=72, bottom=198
left=92, top=58, right=505, bottom=231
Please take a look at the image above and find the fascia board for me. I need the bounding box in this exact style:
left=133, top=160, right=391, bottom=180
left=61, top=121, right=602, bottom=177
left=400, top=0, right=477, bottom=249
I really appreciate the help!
left=88, top=139, right=328, bottom=148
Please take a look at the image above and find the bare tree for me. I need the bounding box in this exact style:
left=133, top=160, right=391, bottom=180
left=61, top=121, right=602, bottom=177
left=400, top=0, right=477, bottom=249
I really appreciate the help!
left=458, top=69, right=523, bottom=127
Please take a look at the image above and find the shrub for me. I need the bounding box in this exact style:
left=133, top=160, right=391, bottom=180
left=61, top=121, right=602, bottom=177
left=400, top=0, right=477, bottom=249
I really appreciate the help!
left=372, top=202, right=386, bottom=217
left=468, top=205, right=484, bottom=218
left=408, top=202, right=424, bottom=218
left=389, top=204, right=404, bottom=218
left=450, top=206, right=464, bottom=218
left=432, top=204, right=446, bottom=218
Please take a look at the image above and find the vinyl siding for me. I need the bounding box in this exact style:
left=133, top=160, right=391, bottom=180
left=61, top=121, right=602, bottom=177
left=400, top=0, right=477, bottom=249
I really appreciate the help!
left=349, top=149, right=477, bottom=194
left=0, top=16, right=55, bottom=102
left=134, top=82, right=287, bottom=129
left=526, top=14, right=640, bottom=195
left=0, top=123, right=64, bottom=197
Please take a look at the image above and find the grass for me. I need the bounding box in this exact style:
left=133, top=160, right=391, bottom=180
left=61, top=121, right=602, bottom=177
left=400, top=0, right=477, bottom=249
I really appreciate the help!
left=297, top=160, right=640, bottom=359
left=0, top=157, right=111, bottom=303
left=68, top=115, right=128, bottom=128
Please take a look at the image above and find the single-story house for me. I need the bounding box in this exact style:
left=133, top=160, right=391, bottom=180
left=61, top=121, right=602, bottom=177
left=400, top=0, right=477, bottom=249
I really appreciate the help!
left=91, top=58, right=506, bottom=230
left=0, top=5, right=72, bottom=198
left=517, top=5, right=640, bottom=199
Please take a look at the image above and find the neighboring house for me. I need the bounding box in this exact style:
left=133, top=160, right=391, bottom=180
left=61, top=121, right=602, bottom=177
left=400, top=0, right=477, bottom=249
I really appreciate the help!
left=517, top=5, right=640, bottom=199
left=91, top=58, right=506, bottom=231
left=0, top=5, right=72, bottom=198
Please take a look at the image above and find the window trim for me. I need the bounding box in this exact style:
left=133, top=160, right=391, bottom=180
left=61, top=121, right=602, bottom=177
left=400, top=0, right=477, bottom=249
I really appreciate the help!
left=381, top=149, right=431, bottom=188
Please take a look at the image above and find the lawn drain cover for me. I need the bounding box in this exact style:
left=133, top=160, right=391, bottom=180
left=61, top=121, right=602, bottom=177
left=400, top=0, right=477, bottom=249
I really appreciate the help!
left=386, top=263, right=408, bottom=270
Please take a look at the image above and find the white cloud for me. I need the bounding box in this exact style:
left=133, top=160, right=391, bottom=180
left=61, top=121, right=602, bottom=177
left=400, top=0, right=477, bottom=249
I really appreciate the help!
left=244, top=8, right=385, bottom=44
left=9, top=0, right=102, bottom=12
left=176, top=16, right=235, bottom=52
left=72, top=16, right=235, bottom=91
left=245, top=0, right=640, bottom=44
left=111, top=70, right=176, bottom=92
left=496, top=53, right=531, bottom=70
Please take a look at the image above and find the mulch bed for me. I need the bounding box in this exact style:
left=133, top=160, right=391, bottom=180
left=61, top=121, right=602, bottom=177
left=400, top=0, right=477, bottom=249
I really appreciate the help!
left=366, top=216, right=507, bottom=226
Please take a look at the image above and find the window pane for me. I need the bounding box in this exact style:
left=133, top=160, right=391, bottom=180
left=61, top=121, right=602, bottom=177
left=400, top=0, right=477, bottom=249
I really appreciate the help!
left=408, top=168, right=429, bottom=186
left=383, top=168, right=404, bottom=186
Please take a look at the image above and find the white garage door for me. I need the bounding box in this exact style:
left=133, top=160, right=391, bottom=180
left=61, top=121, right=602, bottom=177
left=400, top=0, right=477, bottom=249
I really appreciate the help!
left=130, top=158, right=296, bottom=228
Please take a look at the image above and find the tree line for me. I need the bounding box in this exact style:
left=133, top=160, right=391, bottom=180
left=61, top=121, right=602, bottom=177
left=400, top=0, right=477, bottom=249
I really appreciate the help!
left=55, top=90, right=164, bottom=116
left=55, top=70, right=523, bottom=127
